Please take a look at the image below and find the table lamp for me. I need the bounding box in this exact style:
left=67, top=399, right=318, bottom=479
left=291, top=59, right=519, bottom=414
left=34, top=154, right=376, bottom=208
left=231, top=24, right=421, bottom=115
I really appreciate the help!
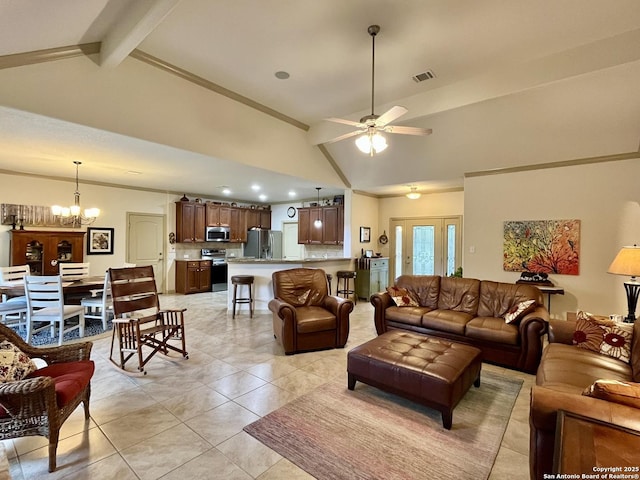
left=607, top=245, right=640, bottom=323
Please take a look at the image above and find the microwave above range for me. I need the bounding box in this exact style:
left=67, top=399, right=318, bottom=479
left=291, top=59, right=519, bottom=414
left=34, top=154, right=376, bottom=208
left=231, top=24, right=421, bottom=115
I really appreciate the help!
left=206, top=226, right=230, bottom=242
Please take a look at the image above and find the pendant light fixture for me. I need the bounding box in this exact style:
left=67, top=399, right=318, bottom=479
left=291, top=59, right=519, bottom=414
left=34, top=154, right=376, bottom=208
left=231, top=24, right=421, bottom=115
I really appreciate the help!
left=314, top=187, right=322, bottom=228
left=51, top=161, right=100, bottom=227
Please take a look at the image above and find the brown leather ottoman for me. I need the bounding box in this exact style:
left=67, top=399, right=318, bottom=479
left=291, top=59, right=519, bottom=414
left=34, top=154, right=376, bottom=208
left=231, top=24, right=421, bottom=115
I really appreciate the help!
left=347, top=330, right=482, bottom=429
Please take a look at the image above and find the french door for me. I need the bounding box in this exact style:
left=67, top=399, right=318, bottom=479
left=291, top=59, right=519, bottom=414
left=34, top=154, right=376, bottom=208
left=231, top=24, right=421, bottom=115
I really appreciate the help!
left=389, top=217, right=462, bottom=280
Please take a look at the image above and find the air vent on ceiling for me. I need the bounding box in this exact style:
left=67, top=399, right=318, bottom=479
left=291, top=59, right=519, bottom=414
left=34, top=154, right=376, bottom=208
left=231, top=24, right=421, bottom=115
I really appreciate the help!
left=412, top=69, right=436, bottom=83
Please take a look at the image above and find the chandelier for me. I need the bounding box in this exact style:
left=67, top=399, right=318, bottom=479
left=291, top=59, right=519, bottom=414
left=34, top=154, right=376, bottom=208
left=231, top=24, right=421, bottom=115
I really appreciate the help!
left=51, top=161, right=100, bottom=227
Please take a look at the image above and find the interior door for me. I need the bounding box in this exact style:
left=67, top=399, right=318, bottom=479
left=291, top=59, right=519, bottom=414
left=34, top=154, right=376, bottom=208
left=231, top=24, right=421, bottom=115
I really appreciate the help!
left=127, top=213, right=165, bottom=292
left=390, top=217, right=462, bottom=280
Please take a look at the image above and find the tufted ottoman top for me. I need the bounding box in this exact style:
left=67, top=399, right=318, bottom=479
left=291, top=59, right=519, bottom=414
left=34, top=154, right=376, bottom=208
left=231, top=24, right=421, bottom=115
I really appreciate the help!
left=347, top=330, right=482, bottom=428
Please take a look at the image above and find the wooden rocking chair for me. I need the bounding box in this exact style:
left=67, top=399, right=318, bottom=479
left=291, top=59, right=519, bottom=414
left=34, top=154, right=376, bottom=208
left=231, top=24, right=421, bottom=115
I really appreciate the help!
left=108, top=266, right=188, bottom=374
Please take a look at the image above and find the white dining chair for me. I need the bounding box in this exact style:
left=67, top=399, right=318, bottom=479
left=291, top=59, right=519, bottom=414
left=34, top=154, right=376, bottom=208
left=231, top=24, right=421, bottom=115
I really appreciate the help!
left=58, top=262, right=90, bottom=281
left=80, top=272, right=112, bottom=330
left=24, top=275, right=85, bottom=346
left=0, top=265, right=30, bottom=328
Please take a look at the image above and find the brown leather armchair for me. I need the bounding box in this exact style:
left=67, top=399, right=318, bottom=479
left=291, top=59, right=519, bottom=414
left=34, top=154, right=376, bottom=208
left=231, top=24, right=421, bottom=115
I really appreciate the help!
left=268, top=268, right=353, bottom=355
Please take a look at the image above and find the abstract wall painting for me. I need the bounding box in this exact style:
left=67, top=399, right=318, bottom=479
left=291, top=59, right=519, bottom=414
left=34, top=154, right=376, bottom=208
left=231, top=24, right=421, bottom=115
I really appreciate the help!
left=503, top=219, right=580, bottom=275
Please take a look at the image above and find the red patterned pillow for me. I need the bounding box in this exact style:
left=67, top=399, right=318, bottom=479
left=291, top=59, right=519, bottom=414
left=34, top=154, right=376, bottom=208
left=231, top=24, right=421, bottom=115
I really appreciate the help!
left=503, top=299, right=536, bottom=324
left=583, top=379, right=640, bottom=409
left=386, top=286, right=419, bottom=307
left=0, top=340, right=37, bottom=383
left=573, top=311, right=633, bottom=363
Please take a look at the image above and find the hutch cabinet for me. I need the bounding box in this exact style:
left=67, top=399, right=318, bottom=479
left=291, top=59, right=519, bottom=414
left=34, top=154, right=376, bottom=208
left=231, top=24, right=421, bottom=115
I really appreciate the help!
left=175, top=259, right=212, bottom=294
left=175, top=201, right=206, bottom=243
left=10, top=230, right=86, bottom=276
left=355, top=257, right=389, bottom=300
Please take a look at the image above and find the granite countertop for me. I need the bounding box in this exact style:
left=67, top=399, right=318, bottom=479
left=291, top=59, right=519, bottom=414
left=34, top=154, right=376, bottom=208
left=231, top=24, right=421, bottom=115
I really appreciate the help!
left=226, top=257, right=352, bottom=264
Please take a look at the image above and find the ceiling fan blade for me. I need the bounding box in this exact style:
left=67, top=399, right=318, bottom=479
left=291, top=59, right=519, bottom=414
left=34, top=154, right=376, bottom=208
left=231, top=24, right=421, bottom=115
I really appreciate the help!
left=323, top=129, right=365, bottom=145
left=375, top=106, right=408, bottom=126
left=384, top=125, right=433, bottom=136
left=325, top=117, right=365, bottom=128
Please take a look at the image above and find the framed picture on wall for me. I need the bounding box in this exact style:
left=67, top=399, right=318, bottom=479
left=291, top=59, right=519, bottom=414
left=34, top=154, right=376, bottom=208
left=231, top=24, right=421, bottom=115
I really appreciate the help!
left=87, top=227, right=114, bottom=255
left=360, top=226, right=371, bottom=243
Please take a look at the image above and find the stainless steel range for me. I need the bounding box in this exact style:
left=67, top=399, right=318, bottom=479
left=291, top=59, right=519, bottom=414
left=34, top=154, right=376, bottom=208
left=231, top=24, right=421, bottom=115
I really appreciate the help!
left=201, top=248, right=228, bottom=292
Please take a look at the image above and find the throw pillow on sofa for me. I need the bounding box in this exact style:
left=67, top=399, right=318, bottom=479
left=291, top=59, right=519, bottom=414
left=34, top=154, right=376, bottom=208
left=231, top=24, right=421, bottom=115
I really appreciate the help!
left=386, top=286, right=419, bottom=307
left=573, top=310, right=633, bottom=363
left=583, top=379, right=640, bottom=409
left=0, top=340, right=37, bottom=382
left=503, top=299, right=536, bottom=324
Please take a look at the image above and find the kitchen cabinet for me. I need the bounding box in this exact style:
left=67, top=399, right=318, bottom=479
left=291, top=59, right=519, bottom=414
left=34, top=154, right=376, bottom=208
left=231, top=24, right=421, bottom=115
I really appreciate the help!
left=10, top=230, right=85, bottom=276
left=355, top=257, right=389, bottom=300
left=229, top=208, right=247, bottom=243
left=246, top=208, right=271, bottom=230
left=175, top=201, right=205, bottom=243
left=206, top=203, right=231, bottom=226
left=297, top=205, right=343, bottom=245
left=175, top=259, right=212, bottom=294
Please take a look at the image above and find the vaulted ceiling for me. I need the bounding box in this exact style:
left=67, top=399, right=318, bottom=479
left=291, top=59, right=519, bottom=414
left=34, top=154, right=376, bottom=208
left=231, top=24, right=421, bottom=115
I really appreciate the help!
left=0, top=0, right=639, bottom=202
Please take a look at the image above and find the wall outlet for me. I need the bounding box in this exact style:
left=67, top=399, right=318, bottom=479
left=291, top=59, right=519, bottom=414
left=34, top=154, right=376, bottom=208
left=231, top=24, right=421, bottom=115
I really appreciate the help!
left=183, top=254, right=189, bottom=259
left=469, top=246, right=476, bottom=254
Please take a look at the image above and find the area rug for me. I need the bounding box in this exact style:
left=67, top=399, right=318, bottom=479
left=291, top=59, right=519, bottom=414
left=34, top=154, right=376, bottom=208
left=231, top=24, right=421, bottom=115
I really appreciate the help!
left=10, top=318, right=112, bottom=346
left=244, top=370, right=522, bottom=480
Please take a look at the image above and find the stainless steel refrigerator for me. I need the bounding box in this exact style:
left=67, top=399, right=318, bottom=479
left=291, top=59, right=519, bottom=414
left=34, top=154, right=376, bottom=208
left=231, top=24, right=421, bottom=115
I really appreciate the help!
left=245, top=230, right=283, bottom=259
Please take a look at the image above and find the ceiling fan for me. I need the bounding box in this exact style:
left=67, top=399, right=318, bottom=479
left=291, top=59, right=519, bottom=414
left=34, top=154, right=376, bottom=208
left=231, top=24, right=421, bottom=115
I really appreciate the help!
left=325, top=25, right=432, bottom=156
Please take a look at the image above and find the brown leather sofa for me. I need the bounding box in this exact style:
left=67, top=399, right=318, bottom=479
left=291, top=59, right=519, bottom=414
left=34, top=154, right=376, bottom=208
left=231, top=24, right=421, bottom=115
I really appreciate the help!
left=529, top=319, right=640, bottom=480
left=269, top=268, right=353, bottom=355
left=370, top=275, right=549, bottom=373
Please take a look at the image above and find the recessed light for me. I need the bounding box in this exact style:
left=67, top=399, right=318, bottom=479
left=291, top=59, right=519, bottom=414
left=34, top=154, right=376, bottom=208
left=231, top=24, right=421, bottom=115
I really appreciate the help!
left=222, top=188, right=231, bottom=195
left=288, top=190, right=297, bottom=197
left=275, top=71, right=290, bottom=80
left=251, top=184, right=260, bottom=191
left=126, top=170, right=141, bottom=175
left=259, top=194, right=267, bottom=201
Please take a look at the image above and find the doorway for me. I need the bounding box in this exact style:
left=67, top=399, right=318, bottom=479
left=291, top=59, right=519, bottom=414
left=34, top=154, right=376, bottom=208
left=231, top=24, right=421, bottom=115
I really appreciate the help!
left=126, top=213, right=165, bottom=292
left=389, top=216, right=462, bottom=280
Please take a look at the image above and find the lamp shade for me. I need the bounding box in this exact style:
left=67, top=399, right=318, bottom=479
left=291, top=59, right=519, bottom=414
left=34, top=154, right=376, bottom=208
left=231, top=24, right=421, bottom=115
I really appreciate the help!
left=608, top=246, right=640, bottom=278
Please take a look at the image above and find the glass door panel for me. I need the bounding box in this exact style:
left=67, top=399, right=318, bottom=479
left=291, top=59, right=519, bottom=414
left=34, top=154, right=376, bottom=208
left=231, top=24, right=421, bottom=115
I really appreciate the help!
left=411, top=225, right=436, bottom=274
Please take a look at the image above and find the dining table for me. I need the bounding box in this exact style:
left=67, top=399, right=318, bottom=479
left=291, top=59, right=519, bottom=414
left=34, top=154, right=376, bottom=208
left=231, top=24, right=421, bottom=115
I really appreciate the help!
left=0, top=276, right=105, bottom=304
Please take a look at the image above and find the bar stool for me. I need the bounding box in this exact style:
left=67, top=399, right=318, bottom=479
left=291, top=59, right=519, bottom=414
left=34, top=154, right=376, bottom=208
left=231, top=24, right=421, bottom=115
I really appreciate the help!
left=231, top=275, right=254, bottom=319
left=336, top=270, right=357, bottom=304
left=326, top=274, right=333, bottom=294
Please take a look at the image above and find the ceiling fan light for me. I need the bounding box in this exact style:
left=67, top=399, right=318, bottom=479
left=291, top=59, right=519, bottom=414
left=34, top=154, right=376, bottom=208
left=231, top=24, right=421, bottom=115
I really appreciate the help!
left=355, top=133, right=387, bottom=155
left=371, top=133, right=387, bottom=152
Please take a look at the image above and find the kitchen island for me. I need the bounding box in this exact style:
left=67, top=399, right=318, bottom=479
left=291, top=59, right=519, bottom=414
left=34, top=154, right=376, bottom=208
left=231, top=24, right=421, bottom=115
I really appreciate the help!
left=226, top=257, right=355, bottom=312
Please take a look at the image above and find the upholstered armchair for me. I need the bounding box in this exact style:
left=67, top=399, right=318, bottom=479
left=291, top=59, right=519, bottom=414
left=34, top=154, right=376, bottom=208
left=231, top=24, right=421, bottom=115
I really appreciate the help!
left=268, top=268, right=353, bottom=355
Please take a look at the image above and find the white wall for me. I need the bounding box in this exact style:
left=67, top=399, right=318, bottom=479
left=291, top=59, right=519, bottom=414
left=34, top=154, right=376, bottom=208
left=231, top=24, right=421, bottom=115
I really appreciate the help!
left=464, top=158, right=640, bottom=319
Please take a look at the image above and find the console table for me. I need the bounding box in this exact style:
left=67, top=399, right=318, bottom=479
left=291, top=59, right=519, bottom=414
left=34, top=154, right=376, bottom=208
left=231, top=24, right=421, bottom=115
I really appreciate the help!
left=553, top=410, right=640, bottom=474
left=536, top=285, right=564, bottom=312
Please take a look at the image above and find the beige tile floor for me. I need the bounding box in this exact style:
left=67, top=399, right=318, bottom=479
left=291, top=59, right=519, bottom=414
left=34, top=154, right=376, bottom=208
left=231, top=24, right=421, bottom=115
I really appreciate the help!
left=2, top=291, right=534, bottom=479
